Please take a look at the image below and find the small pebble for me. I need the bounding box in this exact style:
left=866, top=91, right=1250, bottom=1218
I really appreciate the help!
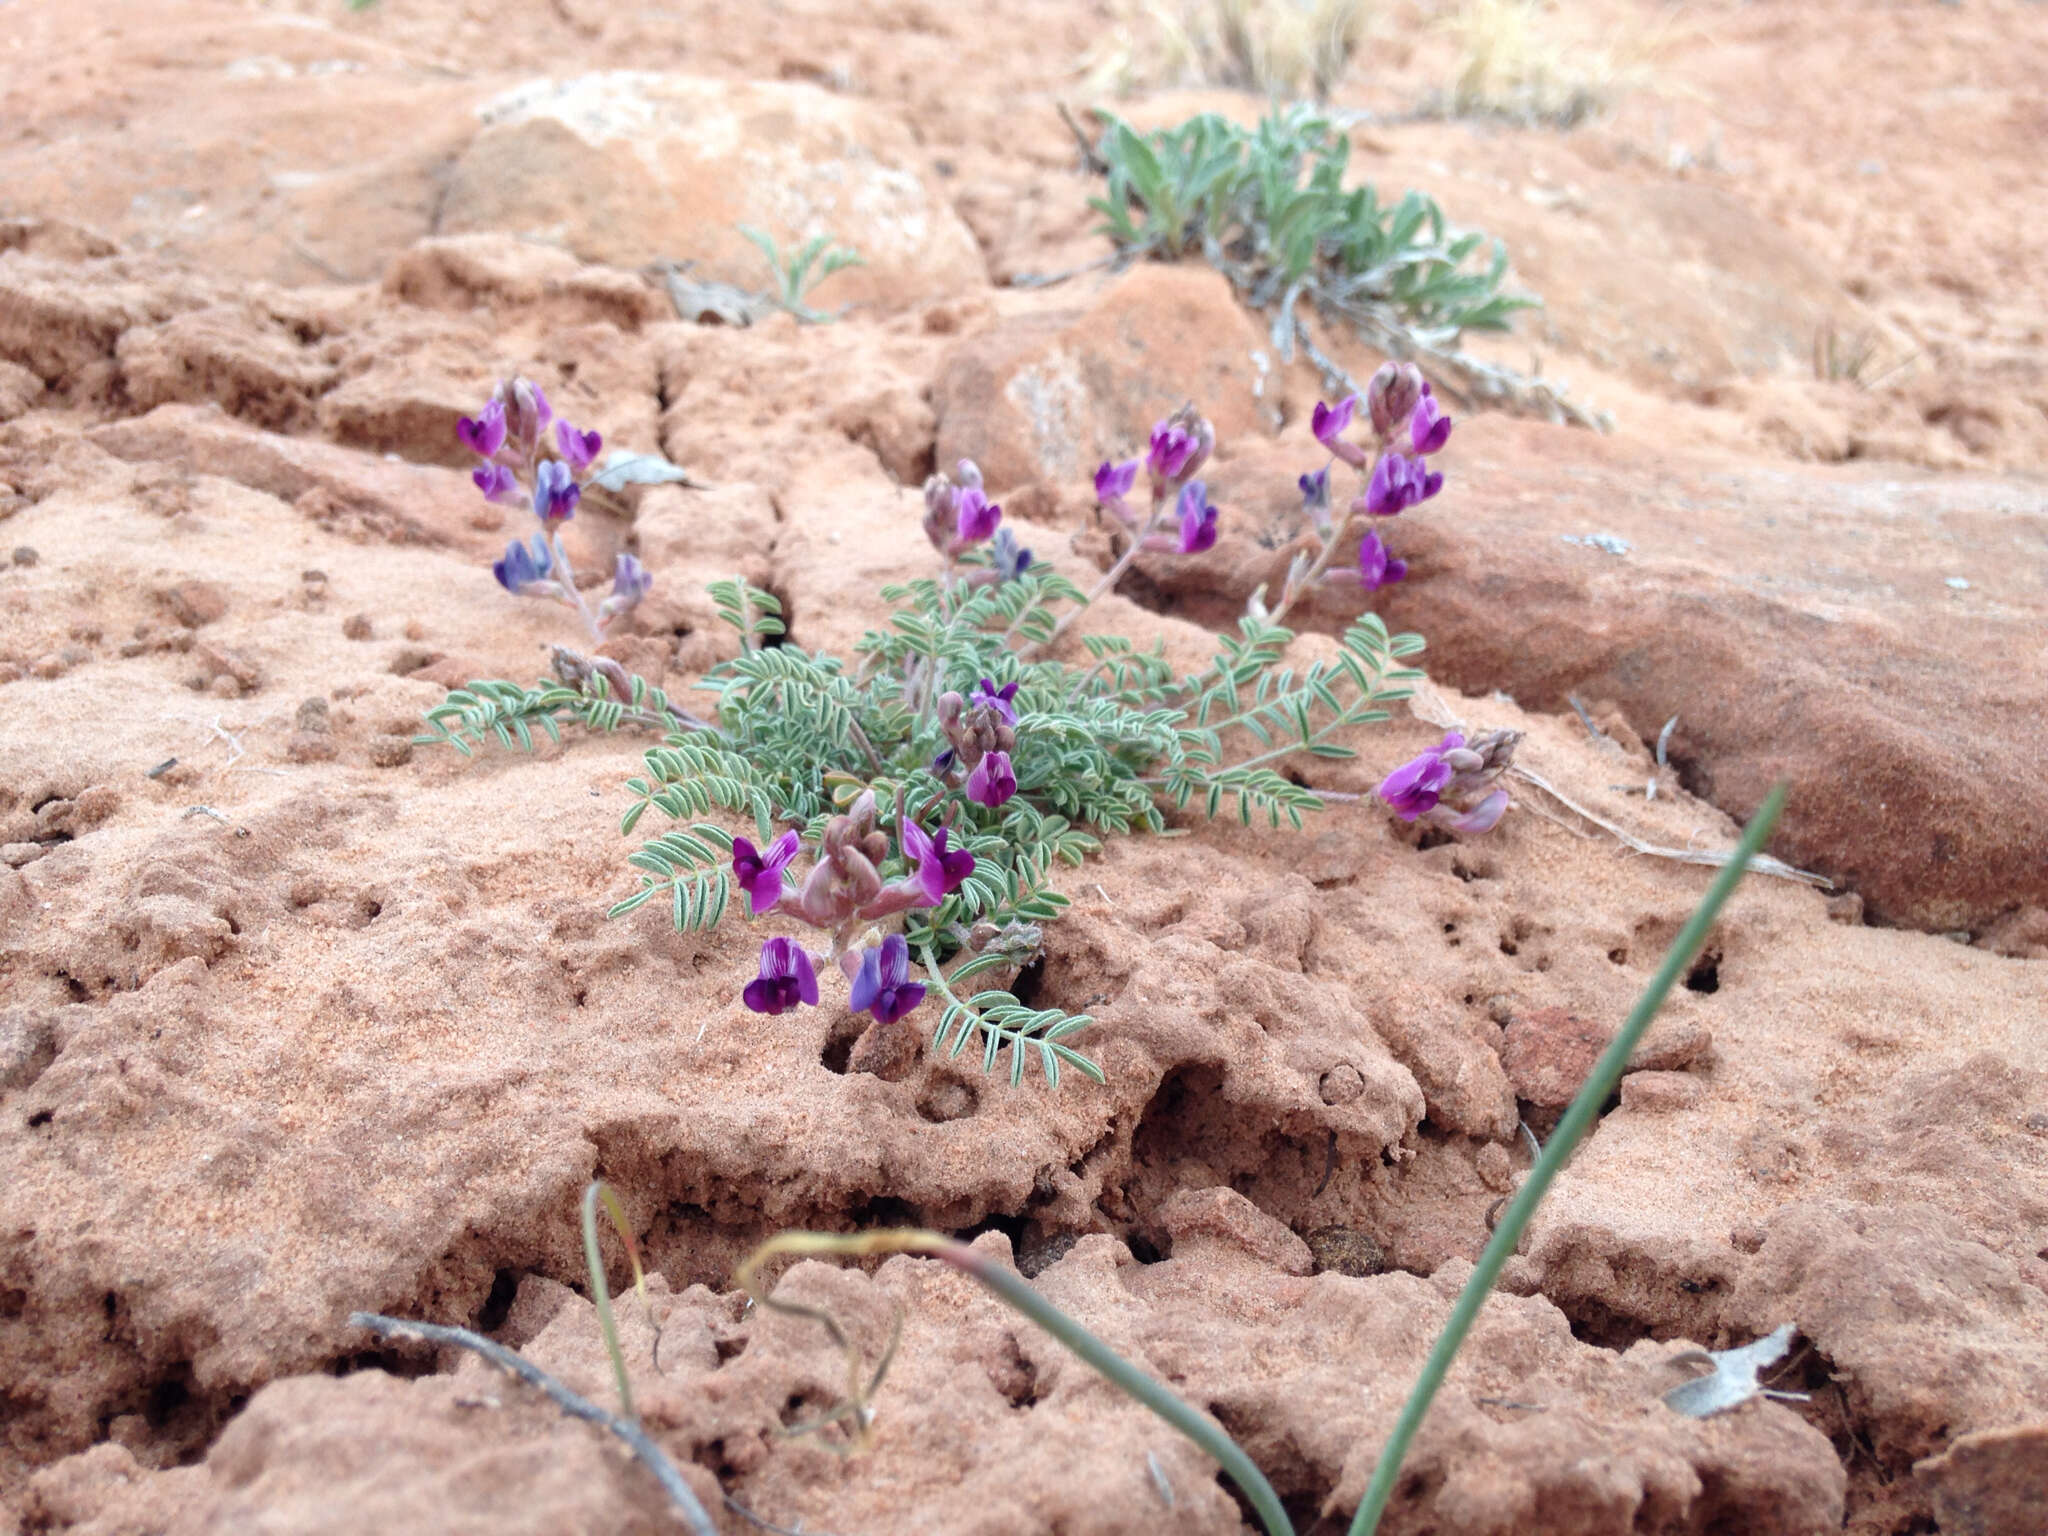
left=295, top=697, right=331, bottom=733
left=1317, top=1063, right=1365, bottom=1106
left=11, top=546, right=38, bottom=567
left=1305, top=1226, right=1385, bottom=1278
left=1475, top=1141, right=1515, bottom=1192
left=367, top=734, right=414, bottom=768
left=342, top=614, right=374, bottom=641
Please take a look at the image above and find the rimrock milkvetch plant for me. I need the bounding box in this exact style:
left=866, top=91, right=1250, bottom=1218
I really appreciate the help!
left=423, top=368, right=1519, bottom=1088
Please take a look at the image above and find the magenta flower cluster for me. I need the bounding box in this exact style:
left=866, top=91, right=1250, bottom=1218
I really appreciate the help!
left=1376, top=728, right=1520, bottom=835
left=733, top=788, right=975, bottom=1023
left=1093, top=404, right=1222, bottom=556
left=1310, top=362, right=1454, bottom=593
left=458, top=376, right=650, bottom=635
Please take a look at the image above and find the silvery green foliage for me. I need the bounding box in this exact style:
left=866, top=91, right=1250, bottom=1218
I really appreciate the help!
left=1090, top=107, right=1534, bottom=346
left=739, top=226, right=865, bottom=323
left=423, top=569, right=1424, bottom=1087
left=1088, top=107, right=1606, bottom=429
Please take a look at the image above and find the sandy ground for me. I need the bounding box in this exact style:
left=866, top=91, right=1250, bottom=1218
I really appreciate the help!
left=1, top=2, right=2045, bottom=1533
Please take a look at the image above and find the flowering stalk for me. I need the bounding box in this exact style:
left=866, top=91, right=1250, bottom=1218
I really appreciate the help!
left=1036, top=405, right=1215, bottom=653
left=461, top=375, right=652, bottom=642
left=1261, top=361, right=1448, bottom=629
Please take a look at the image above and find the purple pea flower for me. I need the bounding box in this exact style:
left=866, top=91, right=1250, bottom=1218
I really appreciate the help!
left=1356, top=530, right=1408, bottom=590
left=1299, top=466, right=1331, bottom=517
left=955, top=486, right=1002, bottom=545
left=1312, top=395, right=1369, bottom=470
left=990, top=525, right=1034, bottom=581
left=1147, top=419, right=1201, bottom=483
left=966, top=749, right=1017, bottom=808
left=1094, top=458, right=1138, bottom=504
left=1426, top=787, right=1508, bottom=836
left=1378, top=732, right=1464, bottom=820
left=1175, top=480, right=1219, bottom=554
left=599, top=552, right=652, bottom=624
left=901, top=820, right=976, bottom=905
left=1362, top=452, right=1443, bottom=517
left=730, top=829, right=801, bottom=916
left=556, top=420, right=603, bottom=472
left=971, top=677, right=1020, bottom=726
left=457, top=399, right=507, bottom=458
left=492, top=532, right=554, bottom=594
left=473, top=463, right=521, bottom=505
left=742, top=936, right=819, bottom=1015
left=848, top=933, right=926, bottom=1024
left=533, top=458, right=581, bottom=524
left=1408, top=385, right=1452, bottom=456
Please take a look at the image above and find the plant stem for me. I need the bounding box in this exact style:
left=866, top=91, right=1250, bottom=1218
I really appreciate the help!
left=1034, top=495, right=1170, bottom=655
left=349, top=1313, right=717, bottom=1536
left=551, top=530, right=605, bottom=642
left=1344, top=785, right=1786, bottom=1536
left=581, top=1182, right=636, bottom=1424
left=734, top=1232, right=1296, bottom=1536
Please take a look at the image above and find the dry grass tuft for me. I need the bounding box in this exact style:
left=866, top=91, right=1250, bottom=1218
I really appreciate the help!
left=1083, top=0, right=1375, bottom=101
left=1430, top=0, right=1680, bottom=127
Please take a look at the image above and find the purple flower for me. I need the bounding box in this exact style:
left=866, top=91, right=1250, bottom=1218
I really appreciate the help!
left=556, top=420, right=603, bottom=472
left=954, top=486, right=1002, bottom=545
left=966, top=749, right=1017, bottom=808
left=473, top=463, right=521, bottom=505
left=1299, top=466, right=1330, bottom=514
left=971, top=677, right=1020, bottom=726
left=1378, top=732, right=1464, bottom=820
left=1362, top=452, right=1443, bottom=517
left=1146, top=419, right=1201, bottom=483
left=1175, top=480, right=1219, bottom=554
left=901, top=820, right=976, bottom=905
left=990, top=525, right=1034, bottom=581
left=457, top=400, right=507, bottom=458
left=848, top=933, right=926, bottom=1024
left=731, top=829, right=801, bottom=917
left=599, top=552, right=652, bottom=623
left=1356, top=530, right=1408, bottom=590
left=1425, top=787, right=1508, bottom=836
left=532, top=458, right=581, bottom=524
left=742, top=936, right=820, bottom=1015
left=1312, top=395, right=1355, bottom=449
left=1313, top=396, right=1367, bottom=468
left=1094, top=458, right=1138, bottom=504
left=931, top=746, right=957, bottom=776
left=1408, top=385, right=1452, bottom=456
left=492, top=532, right=554, bottom=594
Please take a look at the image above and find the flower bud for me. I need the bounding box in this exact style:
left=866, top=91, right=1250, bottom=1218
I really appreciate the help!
left=497, top=375, right=554, bottom=450
left=936, top=691, right=965, bottom=728
left=840, top=847, right=883, bottom=906
left=799, top=861, right=853, bottom=927
left=1366, top=362, right=1424, bottom=440
left=861, top=831, right=890, bottom=866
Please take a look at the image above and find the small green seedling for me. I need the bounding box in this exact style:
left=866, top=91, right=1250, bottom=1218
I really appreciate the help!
left=739, top=226, right=865, bottom=322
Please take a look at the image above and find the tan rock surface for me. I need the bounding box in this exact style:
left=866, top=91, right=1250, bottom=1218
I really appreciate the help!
left=1, top=1, right=2045, bottom=1533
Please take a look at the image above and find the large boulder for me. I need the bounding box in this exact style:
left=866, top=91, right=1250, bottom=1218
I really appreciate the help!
left=439, top=74, right=988, bottom=312
left=1173, top=419, right=2048, bottom=933
left=933, top=263, right=1279, bottom=495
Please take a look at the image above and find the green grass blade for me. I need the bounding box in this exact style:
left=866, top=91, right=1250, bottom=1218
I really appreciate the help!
left=1345, top=784, right=1787, bottom=1536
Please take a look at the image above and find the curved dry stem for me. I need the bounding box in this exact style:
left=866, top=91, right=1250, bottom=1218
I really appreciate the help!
left=734, top=1230, right=1295, bottom=1536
